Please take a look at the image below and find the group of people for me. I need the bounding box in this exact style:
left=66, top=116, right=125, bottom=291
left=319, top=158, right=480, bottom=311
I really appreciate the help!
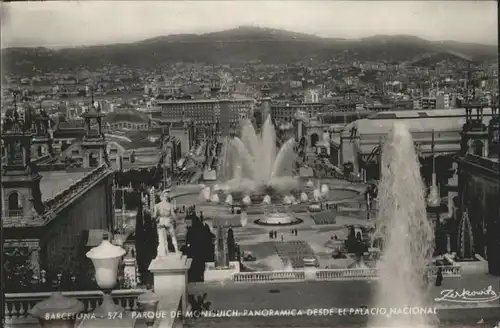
left=268, top=230, right=281, bottom=240
left=268, top=229, right=299, bottom=241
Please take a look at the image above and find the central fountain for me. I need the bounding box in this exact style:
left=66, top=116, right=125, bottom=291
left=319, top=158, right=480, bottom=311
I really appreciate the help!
left=197, top=117, right=360, bottom=225
left=224, top=117, right=299, bottom=193
left=370, top=122, right=435, bottom=328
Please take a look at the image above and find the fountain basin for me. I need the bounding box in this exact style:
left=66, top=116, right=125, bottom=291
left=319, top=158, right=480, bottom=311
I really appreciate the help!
left=209, top=182, right=360, bottom=207
left=254, top=213, right=303, bottom=226
left=308, top=203, right=322, bottom=212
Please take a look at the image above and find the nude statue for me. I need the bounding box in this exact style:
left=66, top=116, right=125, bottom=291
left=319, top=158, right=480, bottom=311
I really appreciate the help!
left=152, top=190, right=179, bottom=256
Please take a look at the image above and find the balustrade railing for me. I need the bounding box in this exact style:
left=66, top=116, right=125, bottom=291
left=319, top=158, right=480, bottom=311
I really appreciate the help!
left=7, top=210, right=24, bottom=218
left=43, top=164, right=111, bottom=214
left=464, top=154, right=500, bottom=172
left=233, top=270, right=305, bottom=282
left=427, top=265, right=461, bottom=277
left=233, top=265, right=461, bottom=283
left=315, top=268, right=378, bottom=280
left=4, top=289, right=145, bottom=323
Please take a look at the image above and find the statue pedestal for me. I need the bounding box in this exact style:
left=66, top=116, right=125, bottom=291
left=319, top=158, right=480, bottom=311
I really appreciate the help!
left=149, top=253, right=192, bottom=315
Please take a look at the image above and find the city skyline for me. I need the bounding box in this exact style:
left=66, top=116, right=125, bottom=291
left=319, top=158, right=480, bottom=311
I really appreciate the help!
left=1, top=1, right=498, bottom=48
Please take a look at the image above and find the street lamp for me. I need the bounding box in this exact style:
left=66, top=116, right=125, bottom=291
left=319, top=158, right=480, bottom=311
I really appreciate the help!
left=427, top=130, right=440, bottom=208
left=29, top=291, right=84, bottom=328
left=86, top=232, right=126, bottom=317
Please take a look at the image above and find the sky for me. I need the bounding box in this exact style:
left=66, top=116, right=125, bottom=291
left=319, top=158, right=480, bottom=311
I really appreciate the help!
left=1, top=1, right=498, bottom=48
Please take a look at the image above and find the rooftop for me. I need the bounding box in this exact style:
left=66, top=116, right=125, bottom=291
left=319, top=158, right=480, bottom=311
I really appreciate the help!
left=40, top=170, right=88, bottom=202
left=343, top=108, right=495, bottom=137
left=103, top=110, right=149, bottom=124
left=156, top=97, right=253, bottom=105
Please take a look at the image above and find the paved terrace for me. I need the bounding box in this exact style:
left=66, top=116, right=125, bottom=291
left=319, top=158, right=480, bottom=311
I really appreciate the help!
left=187, top=278, right=500, bottom=327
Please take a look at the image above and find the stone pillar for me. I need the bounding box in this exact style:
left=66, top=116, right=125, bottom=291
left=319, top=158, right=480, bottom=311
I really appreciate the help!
left=123, top=254, right=138, bottom=289
left=215, top=226, right=224, bottom=267
left=303, top=258, right=317, bottom=281
left=222, top=228, right=228, bottom=267
left=149, top=254, right=192, bottom=316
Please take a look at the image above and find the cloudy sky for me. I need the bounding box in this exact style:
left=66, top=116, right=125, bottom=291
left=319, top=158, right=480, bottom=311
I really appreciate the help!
left=1, top=1, right=498, bottom=48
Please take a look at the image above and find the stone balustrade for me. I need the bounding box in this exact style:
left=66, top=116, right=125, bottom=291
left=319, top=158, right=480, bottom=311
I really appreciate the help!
left=315, top=268, right=378, bottom=280
left=464, top=154, right=500, bottom=173
left=427, top=265, right=462, bottom=277
left=232, top=265, right=461, bottom=283
left=4, top=289, right=145, bottom=325
left=233, top=270, right=306, bottom=282
left=7, top=210, right=24, bottom=218
left=43, top=164, right=111, bottom=215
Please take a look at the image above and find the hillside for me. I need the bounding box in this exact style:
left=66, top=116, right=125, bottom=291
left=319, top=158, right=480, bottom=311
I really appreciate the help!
left=2, top=26, right=497, bottom=75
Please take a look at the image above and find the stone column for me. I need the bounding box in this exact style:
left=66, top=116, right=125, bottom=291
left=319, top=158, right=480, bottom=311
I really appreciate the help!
left=149, top=254, right=192, bottom=317
left=303, top=258, right=317, bottom=281
left=123, top=253, right=137, bottom=289
left=215, top=226, right=224, bottom=267
left=213, top=224, right=220, bottom=267
left=222, top=228, right=228, bottom=267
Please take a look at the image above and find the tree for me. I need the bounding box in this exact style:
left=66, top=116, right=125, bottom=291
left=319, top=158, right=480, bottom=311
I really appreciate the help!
left=227, top=228, right=236, bottom=261
left=186, top=213, right=215, bottom=282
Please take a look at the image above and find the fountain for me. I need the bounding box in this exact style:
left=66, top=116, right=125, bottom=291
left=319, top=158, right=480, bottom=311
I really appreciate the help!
left=242, top=195, right=252, bottom=206
left=195, top=117, right=360, bottom=209
left=313, top=189, right=322, bottom=201
left=370, top=123, right=435, bottom=328
left=223, top=117, right=299, bottom=193
left=320, top=184, right=329, bottom=195
left=210, top=193, right=220, bottom=203
left=201, top=187, right=211, bottom=201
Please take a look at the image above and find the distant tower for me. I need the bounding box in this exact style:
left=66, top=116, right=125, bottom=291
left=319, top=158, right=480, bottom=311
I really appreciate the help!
left=80, top=91, right=108, bottom=168
left=219, top=83, right=230, bottom=99
left=2, top=99, right=44, bottom=220
left=32, top=103, right=55, bottom=158
left=210, top=76, right=221, bottom=98
left=261, top=83, right=271, bottom=122
left=460, top=103, right=488, bottom=158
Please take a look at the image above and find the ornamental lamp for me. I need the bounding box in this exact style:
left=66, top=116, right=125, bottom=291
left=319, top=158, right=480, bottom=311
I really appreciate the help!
left=29, top=291, right=84, bottom=328
left=137, top=290, right=160, bottom=327
left=86, top=232, right=125, bottom=318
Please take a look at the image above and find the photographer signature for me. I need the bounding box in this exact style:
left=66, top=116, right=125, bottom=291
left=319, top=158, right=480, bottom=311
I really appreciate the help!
left=435, top=286, right=500, bottom=303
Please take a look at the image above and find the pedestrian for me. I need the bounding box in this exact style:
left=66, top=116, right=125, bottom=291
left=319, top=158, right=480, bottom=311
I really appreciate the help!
left=281, top=234, right=284, bottom=242
left=435, top=267, right=443, bottom=287
left=269, top=231, right=273, bottom=239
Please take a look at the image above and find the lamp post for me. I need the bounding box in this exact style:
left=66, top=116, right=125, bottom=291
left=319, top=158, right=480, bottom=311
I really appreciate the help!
left=427, top=130, right=442, bottom=255
left=86, top=232, right=125, bottom=317
left=427, top=130, right=440, bottom=208
left=29, top=292, right=84, bottom=328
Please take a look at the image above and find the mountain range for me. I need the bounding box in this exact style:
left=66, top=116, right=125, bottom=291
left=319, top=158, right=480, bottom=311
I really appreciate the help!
left=2, top=26, right=497, bottom=74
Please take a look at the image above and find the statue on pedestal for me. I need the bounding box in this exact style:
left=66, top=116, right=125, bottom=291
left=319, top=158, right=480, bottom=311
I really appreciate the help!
left=152, top=189, right=179, bottom=257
